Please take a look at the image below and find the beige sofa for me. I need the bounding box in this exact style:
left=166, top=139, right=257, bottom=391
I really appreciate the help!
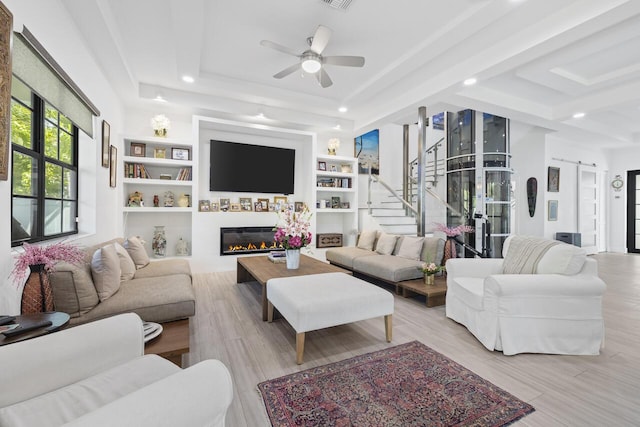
left=326, top=231, right=445, bottom=291
left=50, top=238, right=195, bottom=326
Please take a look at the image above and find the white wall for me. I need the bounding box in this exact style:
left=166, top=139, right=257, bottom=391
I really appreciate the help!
left=606, top=146, right=640, bottom=252
left=1, top=0, right=125, bottom=314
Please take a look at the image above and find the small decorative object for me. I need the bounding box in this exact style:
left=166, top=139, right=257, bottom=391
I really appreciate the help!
left=109, top=145, right=117, bottom=188
left=330, top=165, right=338, bottom=172
left=153, top=195, right=159, bottom=207
left=176, top=238, right=188, bottom=256
left=151, top=114, right=170, bottom=137
left=331, top=196, right=341, bottom=209
left=420, top=262, right=443, bottom=286
left=547, top=166, right=560, bottom=192
left=210, top=201, right=219, bottom=212
left=177, top=194, right=190, bottom=208
left=341, top=164, right=352, bottom=173
left=327, top=138, right=340, bottom=155
left=611, top=175, right=624, bottom=192
left=526, top=177, right=537, bottom=217
left=317, top=233, right=343, bottom=248
left=433, top=223, right=475, bottom=264
left=274, top=196, right=288, bottom=211
left=128, top=191, right=143, bottom=207
left=548, top=200, right=558, bottom=221
left=341, top=202, right=350, bottom=209
left=268, top=202, right=277, bottom=212
left=219, top=198, right=230, bottom=212
left=152, top=226, right=167, bottom=257
left=159, top=173, right=172, bottom=180
left=11, top=242, right=85, bottom=314
left=130, top=142, right=146, bottom=157
left=318, top=161, right=326, bottom=171
left=273, top=205, right=313, bottom=270
left=254, top=201, right=264, bottom=212
left=230, top=203, right=241, bottom=212
left=294, top=201, right=304, bottom=212
left=258, top=198, right=269, bottom=211
left=164, top=191, right=175, bottom=207
left=198, top=200, right=210, bottom=212
left=154, top=147, right=166, bottom=159
left=171, top=148, right=190, bottom=160
left=240, top=197, right=253, bottom=211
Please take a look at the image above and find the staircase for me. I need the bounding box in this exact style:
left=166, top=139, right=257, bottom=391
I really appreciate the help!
left=367, top=191, right=417, bottom=235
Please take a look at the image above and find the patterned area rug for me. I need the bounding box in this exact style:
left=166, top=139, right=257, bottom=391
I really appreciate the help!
left=258, top=341, right=534, bottom=426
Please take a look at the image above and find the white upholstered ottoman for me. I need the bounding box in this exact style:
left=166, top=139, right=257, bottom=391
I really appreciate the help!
left=267, top=272, right=394, bottom=364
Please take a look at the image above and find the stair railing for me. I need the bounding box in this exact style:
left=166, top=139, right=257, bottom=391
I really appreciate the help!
left=368, top=168, right=417, bottom=217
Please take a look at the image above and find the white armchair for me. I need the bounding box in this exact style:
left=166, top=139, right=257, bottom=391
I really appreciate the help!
left=445, top=236, right=606, bottom=356
left=0, top=313, right=233, bottom=427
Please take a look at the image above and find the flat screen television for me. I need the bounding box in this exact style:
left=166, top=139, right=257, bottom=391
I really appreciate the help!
left=209, top=140, right=295, bottom=194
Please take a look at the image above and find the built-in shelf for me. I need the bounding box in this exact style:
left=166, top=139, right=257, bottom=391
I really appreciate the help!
left=122, top=207, right=192, bottom=213
left=123, top=178, right=192, bottom=186
left=316, top=208, right=356, bottom=213
left=316, top=187, right=355, bottom=193
left=123, top=156, right=192, bottom=167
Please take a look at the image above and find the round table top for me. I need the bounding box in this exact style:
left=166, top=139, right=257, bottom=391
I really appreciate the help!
left=0, top=311, right=70, bottom=346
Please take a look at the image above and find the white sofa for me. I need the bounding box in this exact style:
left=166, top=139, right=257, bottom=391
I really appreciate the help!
left=0, top=313, right=233, bottom=427
left=446, top=235, right=606, bottom=356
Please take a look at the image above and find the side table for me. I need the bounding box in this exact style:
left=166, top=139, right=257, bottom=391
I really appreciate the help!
left=0, top=311, right=70, bottom=346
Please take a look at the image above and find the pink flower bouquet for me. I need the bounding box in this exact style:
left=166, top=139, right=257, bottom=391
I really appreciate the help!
left=11, top=241, right=85, bottom=284
left=273, top=205, right=313, bottom=250
left=432, top=223, right=475, bottom=237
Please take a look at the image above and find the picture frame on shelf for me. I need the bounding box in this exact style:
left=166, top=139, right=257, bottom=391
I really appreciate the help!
left=172, top=148, right=190, bottom=160
left=548, top=200, right=558, bottom=221
left=159, top=173, right=172, bottom=180
left=230, top=203, right=241, bottom=212
left=318, top=161, right=326, bottom=171
left=274, top=196, right=287, bottom=211
left=294, top=201, right=304, bottom=212
left=341, top=164, right=352, bottom=173
left=254, top=201, right=264, bottom=212
left=219, top=198, right=230, bottom=212
left=101, top=120, right=110, bottom=168
left=130, top=142, right=146, bottom=157
left=331, top=196, right=341, bottom=209
left=341, top=201, right=350, bottom=209
left=154, top=148, right=166, bottom=159
left=258, top=198, right=269, bottom=211
left=198, top=200, right=211, bottom=212
left=210, top=201, right=219, bottom=212
left=268, top=202, right=276, bottom=212
left=240, top=197, right=253, bottom=211
left=330, top=165, right=338, bottom=172
left=109, top=145, right=117, bottom=188
left=547, top=167, right=560, bottom=192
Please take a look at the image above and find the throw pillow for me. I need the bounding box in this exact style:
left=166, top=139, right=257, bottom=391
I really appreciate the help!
left=124, top=236, right=150, bottom=269
left=91, top=245, right=121, bottom=302
left=356, top=230, right=377, bottom=251
left=114, top=242, right=136, bottom=281
left=375, top=233, right=398, bottom=255
left=422, top=237, right=445, bottom=265
left=396, top=236, right=425, bottom=260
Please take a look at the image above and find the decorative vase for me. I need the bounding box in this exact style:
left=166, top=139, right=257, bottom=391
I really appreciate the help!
left=286, top=249, right=300, bottom=270
left=177, top=194, right=190, bottom=208
left=21, top=263, right=54, bottom=314
left=152, top=226, right=167, bottom=257
left=424, top=274, right=435, bottom=286
left=154, top=128, right=167, bottom=137
left=442, top=238, right=457, bottom=266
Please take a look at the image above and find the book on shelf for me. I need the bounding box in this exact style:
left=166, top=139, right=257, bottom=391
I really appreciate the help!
left=176, top=168, right=192, bottom=181
left=125, top=163, right=152, bottom=179
left=316, top=177, right=351, bottom=188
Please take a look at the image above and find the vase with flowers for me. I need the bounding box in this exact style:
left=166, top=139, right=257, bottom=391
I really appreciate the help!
left=433, top=223, right=475, bottom=264
left=273, top=205, right=313, bottom=269
left=419, top=262, right=443, bottom=286
left=11, top=242, right=85, bottom=313
left=151, top=114, right=171, bottom=137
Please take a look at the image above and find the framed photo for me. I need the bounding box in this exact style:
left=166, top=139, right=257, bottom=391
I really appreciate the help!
left=159, top=173, right=172, bottom=180
left=254, top=201, right=264, bottom=212
left=109, top=145, right=117, bottom=188
left=172, top=148, right=190, bottom=160
left=268, top=202, right=276, bottom=212
left=239, top=197, right=253, bottom=211
left=355, top=129, right=379, bottom=174
left=198, top=200, right=211, bottom=212
left=130, top=142, right=146, bottom=157
left=258, top=198, right=269, bottom=211
left=341, top=164, right=352, bottom=173
left=219, top=198, right=230, bottom=212
left=341, top=201, right=350, bottom=209
left=230, top=203, right=241, bottom=212
left=101, top=120, right=110, bottom=167
left=274, top=196, right=288, bottom=211
left=154, top=147, right=166, bottom=159
left=210, top=201, right=219, bottom=212
left=318, top=161, right=326, bottom=171
left=331, top=196, right=341, bottom=209
left=548, top=200, right=558, bottom=221
left=547, top=167, right=560, bottom=192
left=330, top=165, right=338, bottom=172
left=294, top=201, right=304, bottom=212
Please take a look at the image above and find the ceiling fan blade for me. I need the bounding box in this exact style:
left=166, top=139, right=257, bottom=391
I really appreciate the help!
left=310, top=25, right=332, bottom=54
left=273, top=63, right=301, bottom=79
left=316, top=67, right=333, bottom=88
left=323, top=55, right=365, bottom=67
left=260, top=40, right=300, bottom=57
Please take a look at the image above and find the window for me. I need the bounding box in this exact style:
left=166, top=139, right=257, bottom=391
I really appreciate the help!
left=11, top=77, right=78, bottom=246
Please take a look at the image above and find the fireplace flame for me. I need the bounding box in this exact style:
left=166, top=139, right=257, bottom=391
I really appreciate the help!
left=225, top=241, right=282, bottom=253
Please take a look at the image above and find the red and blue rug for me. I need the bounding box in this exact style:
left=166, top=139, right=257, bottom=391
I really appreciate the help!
left=258, top=341, right=534, bottom=426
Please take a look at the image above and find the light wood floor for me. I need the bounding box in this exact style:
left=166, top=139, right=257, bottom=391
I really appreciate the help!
left=186, top=253, right=640, bottom=427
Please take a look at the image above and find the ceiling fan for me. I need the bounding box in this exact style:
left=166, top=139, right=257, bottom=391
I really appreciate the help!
left=260, top=25, right=365, bottom=88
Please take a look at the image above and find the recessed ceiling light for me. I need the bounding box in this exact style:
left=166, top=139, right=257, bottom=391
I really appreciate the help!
left=182, top=75, right=194, bottom=83
left=154, top=95, right=167, bottom=103
left=338, top=106, right=348, bottom=113
left=334, top=124, right=341, bottom=130
left=463, top=78, right=477, bottom=86
left=572, top=112, right=585, bottom=119
left=256, top=113, right=265, bottom=119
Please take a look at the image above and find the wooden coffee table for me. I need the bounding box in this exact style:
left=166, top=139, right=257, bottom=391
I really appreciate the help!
left=237, top=254, right=351, bottom=321
left=0, top=311, right=70, bottom=346
left=144, top=319, right=190, bottom=367
left=399, top=275, right=447, bottom=307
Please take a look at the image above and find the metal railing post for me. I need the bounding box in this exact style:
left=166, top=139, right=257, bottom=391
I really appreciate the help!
left=403, top=124, right=409, bottom=216
left=417, top=106, right=427, bottom=236
left=367, top=163, right=372, bottom=214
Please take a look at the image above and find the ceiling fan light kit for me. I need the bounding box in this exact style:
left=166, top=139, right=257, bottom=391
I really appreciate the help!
left=261, top=24, right=365, bottom=88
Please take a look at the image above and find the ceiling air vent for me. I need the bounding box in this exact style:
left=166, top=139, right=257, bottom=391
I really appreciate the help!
left=319, top=0, right=353, bottom=11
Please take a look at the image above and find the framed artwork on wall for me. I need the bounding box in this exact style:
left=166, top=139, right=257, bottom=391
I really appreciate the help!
left=101, top=120, right=110, bottom=167
left=109, top=145, right=117, bottom=188
left=354, top=129, right=379, bottom=175
left=548, top=200, right=558, bottom=221
left=154, top=147, right=166, bottom=159
left=547, top=167, right=560, bottom=192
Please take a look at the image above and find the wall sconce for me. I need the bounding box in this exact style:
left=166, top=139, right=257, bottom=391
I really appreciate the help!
left=327, top=138, right=340, bottom=155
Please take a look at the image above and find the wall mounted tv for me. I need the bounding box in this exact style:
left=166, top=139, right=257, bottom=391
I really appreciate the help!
left=209, top=140, right=295, bottom=194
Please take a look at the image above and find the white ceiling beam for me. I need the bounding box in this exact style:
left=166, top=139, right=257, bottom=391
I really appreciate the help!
left=169, top=0, right=205, bottom=81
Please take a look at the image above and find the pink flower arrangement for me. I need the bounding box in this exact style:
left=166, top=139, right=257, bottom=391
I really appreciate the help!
left=273, top=205, right=313, bottom=250
left=419, top=262, right=443, bottom=275
left=432, top=223, right=475, bottom=237
left=11, top=242, right=85, bottom=284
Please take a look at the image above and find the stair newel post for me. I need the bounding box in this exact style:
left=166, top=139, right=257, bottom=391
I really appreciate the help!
left=403, top=124, right=410, bottom=217
left=417, top=106, right=427, bottom=237
left=367, top=163, right=372, bottom=215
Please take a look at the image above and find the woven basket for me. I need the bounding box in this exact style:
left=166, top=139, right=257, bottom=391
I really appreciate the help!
left=20, top=264, right=54, bottom=314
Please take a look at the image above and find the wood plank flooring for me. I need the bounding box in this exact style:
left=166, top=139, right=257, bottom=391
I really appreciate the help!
left=186, top=253, right=640, bottom=426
